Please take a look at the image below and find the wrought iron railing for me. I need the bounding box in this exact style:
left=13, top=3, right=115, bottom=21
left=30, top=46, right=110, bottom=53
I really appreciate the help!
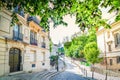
left=41, top=42, right=46, bottom=48
left=30, top=37, right=37, bottom=46
left=13, top=30, right=23, bottom=41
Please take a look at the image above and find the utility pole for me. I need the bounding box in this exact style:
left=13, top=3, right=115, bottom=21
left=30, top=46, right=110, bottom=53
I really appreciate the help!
left=104, top=30, right=107, bottom=80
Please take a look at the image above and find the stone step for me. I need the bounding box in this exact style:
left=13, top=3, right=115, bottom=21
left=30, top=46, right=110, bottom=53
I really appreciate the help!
left=31, top=70, right=48, bottom=80
left=46, top=71, right=61, bottom=80
left=40, top=71, right=59, bottom=80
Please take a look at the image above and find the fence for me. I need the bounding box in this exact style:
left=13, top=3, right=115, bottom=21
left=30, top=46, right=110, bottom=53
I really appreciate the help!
left=80, top=66, right=120, bottom=80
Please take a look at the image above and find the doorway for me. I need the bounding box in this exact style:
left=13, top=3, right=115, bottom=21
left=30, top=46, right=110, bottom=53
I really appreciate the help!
left=9, top=48, right=22, bottom=72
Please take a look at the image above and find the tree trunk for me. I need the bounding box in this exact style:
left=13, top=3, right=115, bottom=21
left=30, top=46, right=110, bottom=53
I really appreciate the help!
left=92, top=64, right=94, bottom=79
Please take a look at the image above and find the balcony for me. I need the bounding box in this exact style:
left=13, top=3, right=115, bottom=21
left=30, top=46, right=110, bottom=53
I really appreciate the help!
left=42, top=29, right=46, bottom=32
left=30, top=38, right=37, bottom=46
left=14, top=6, right=24, bottom=17
left=41, top=42, right=46, bottom=48
left=13, top=30, right=23, bottom=41
left=27, top=16, right=40, bottom=25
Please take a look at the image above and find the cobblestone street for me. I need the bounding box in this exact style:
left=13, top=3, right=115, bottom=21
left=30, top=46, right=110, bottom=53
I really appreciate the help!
left=50, top=57, right=87, bottom=80
left=51, top=71, right=86, bottom=80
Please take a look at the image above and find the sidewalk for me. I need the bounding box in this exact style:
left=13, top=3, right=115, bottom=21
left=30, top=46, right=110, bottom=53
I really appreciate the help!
left=0, top=71, right=39, bottom=80
left=0, top=70, right=59, bottom=80
left=69, top=57, right=120, bottom=80
left=0, top=58, right=65, bottom=80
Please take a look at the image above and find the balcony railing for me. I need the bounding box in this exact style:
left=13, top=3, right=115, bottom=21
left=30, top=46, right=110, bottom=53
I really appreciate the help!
left=27, top=16, right=40, bottom=25
left=13, top=30, right=23, bottom=41
left=14, top=6, right=24, bottom=17
left=41, top=42, right=46, bottom=48
left=30, top=38, right=37, bottom=46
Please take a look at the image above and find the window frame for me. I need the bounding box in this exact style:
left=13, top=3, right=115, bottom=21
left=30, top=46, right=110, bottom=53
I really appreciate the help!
left=117, top=57, right=120, bottom=63
left=110, top=59, right=113, bottom=65
left=114, top=33, right=120, bottom=47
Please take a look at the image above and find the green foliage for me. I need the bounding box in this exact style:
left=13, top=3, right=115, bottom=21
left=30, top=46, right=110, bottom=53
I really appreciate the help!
left=1, top=0, right=117, bottom=31
left=49, top=39, right=53, bottom=52
left=64, top=34, right=88, bottom=58
left=80, top=62, right=91, bottom=66
left=101, top=0, right=120, bottom=12
left=64, top=42, right=71, bottom=49
left=87, top=28, right=97, bottom=43
left=84, top=42, right=100, bottom=64
left=50, top=55, right=58, bottom=66
left=64, top=28, right=97, bottom=59
left=116, top=14, right=120, bottom=21
left=101, top=0, right=120, bottom=23
left=11, top=13, right=19, bottom=26
left=58, top=47, right=64, bottom=53
left=50, top=55, right=58, bottom=61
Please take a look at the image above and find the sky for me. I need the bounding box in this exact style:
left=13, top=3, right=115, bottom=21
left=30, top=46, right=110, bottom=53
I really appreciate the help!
left=50, top=15, right=80, bottom=44
left=50, top=7, right=116, bottom=44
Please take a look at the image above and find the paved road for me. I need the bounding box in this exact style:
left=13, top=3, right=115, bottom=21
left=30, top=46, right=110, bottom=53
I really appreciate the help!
left=50, top=57, right=87, bottom=80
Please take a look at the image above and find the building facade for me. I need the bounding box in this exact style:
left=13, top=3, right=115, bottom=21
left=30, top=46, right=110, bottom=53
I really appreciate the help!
left=97, top=21, right=120, bottom=72
left=51, top=44, right=58, bottom=56
left=0, top=9, right=50, bottom=76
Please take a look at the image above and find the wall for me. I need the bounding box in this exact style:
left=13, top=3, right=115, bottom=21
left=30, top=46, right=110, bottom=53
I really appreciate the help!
left=97, top=21, right=120, bottom=71
left=0, top=10, right=13, bottom=39
left=0, top=9, right=50, bottom=76
left=0, top=37, right=9, bottom=76
left=23, top=46, right=50, bottom=72
left=97, top=29, right=106, bottom=56
left=107, top=57, right=120, bottom=71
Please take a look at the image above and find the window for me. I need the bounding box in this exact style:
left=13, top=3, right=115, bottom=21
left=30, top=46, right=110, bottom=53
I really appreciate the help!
left=115, top=33, right=120, bottom=47
left=110, top=59, right=113, bottom=65
left=14, top=24, right=22, bottom=33
left=30, top=31, right=37, bottom=45
left=117, top=57, right=120, bottom=63
left=108, top=45, right=111, bottom=51
left=13, top=24, right=23, bottom=41
left=41, top=36, right=45, bottom=42
left=41, top=36, right=46, bottom=48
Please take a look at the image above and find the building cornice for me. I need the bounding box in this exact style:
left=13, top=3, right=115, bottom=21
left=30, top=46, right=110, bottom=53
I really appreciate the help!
left=111, top=20, right=120, bottom=27
left=97, top=20, right=120, bottom=35
left=0, top=9, right=12, bottom=16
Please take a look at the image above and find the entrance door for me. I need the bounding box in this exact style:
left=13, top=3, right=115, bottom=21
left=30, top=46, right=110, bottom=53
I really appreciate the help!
left=9, top=48, right=21, bottom=72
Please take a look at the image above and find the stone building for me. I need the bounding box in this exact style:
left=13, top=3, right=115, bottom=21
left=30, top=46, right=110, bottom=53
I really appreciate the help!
left=0, top=9, right=50, bottom=76
left=51, top=44, right=58, bottom=56
left=97, top=21, right=120, bottom=71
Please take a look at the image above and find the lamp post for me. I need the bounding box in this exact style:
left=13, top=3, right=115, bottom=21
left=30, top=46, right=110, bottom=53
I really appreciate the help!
left=56, top=52, right=59, bottom=71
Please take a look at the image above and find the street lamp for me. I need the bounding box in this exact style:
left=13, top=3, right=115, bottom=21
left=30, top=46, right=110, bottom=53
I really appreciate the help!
left=56, top=52, right=59, bottom=71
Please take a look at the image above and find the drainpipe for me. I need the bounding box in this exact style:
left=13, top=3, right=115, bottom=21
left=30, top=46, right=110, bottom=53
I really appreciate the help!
left=104, top=30, right=107, bottom=80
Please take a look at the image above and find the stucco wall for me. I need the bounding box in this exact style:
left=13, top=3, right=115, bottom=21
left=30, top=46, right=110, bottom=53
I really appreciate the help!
left=107, top=57, right=120, bottom=70
left=0, top=37, right=9, bottom=76
left=97, top=21, right=120, bottom=71
left=0, top=9, right=50, bottom=76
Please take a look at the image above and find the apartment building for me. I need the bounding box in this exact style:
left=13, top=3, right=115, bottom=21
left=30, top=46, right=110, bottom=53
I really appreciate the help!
left=97, top=21, right=120, bottom=72
left=0, top=9, right=50, bottom=76
left=51, top=44, right=58, bottom=56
